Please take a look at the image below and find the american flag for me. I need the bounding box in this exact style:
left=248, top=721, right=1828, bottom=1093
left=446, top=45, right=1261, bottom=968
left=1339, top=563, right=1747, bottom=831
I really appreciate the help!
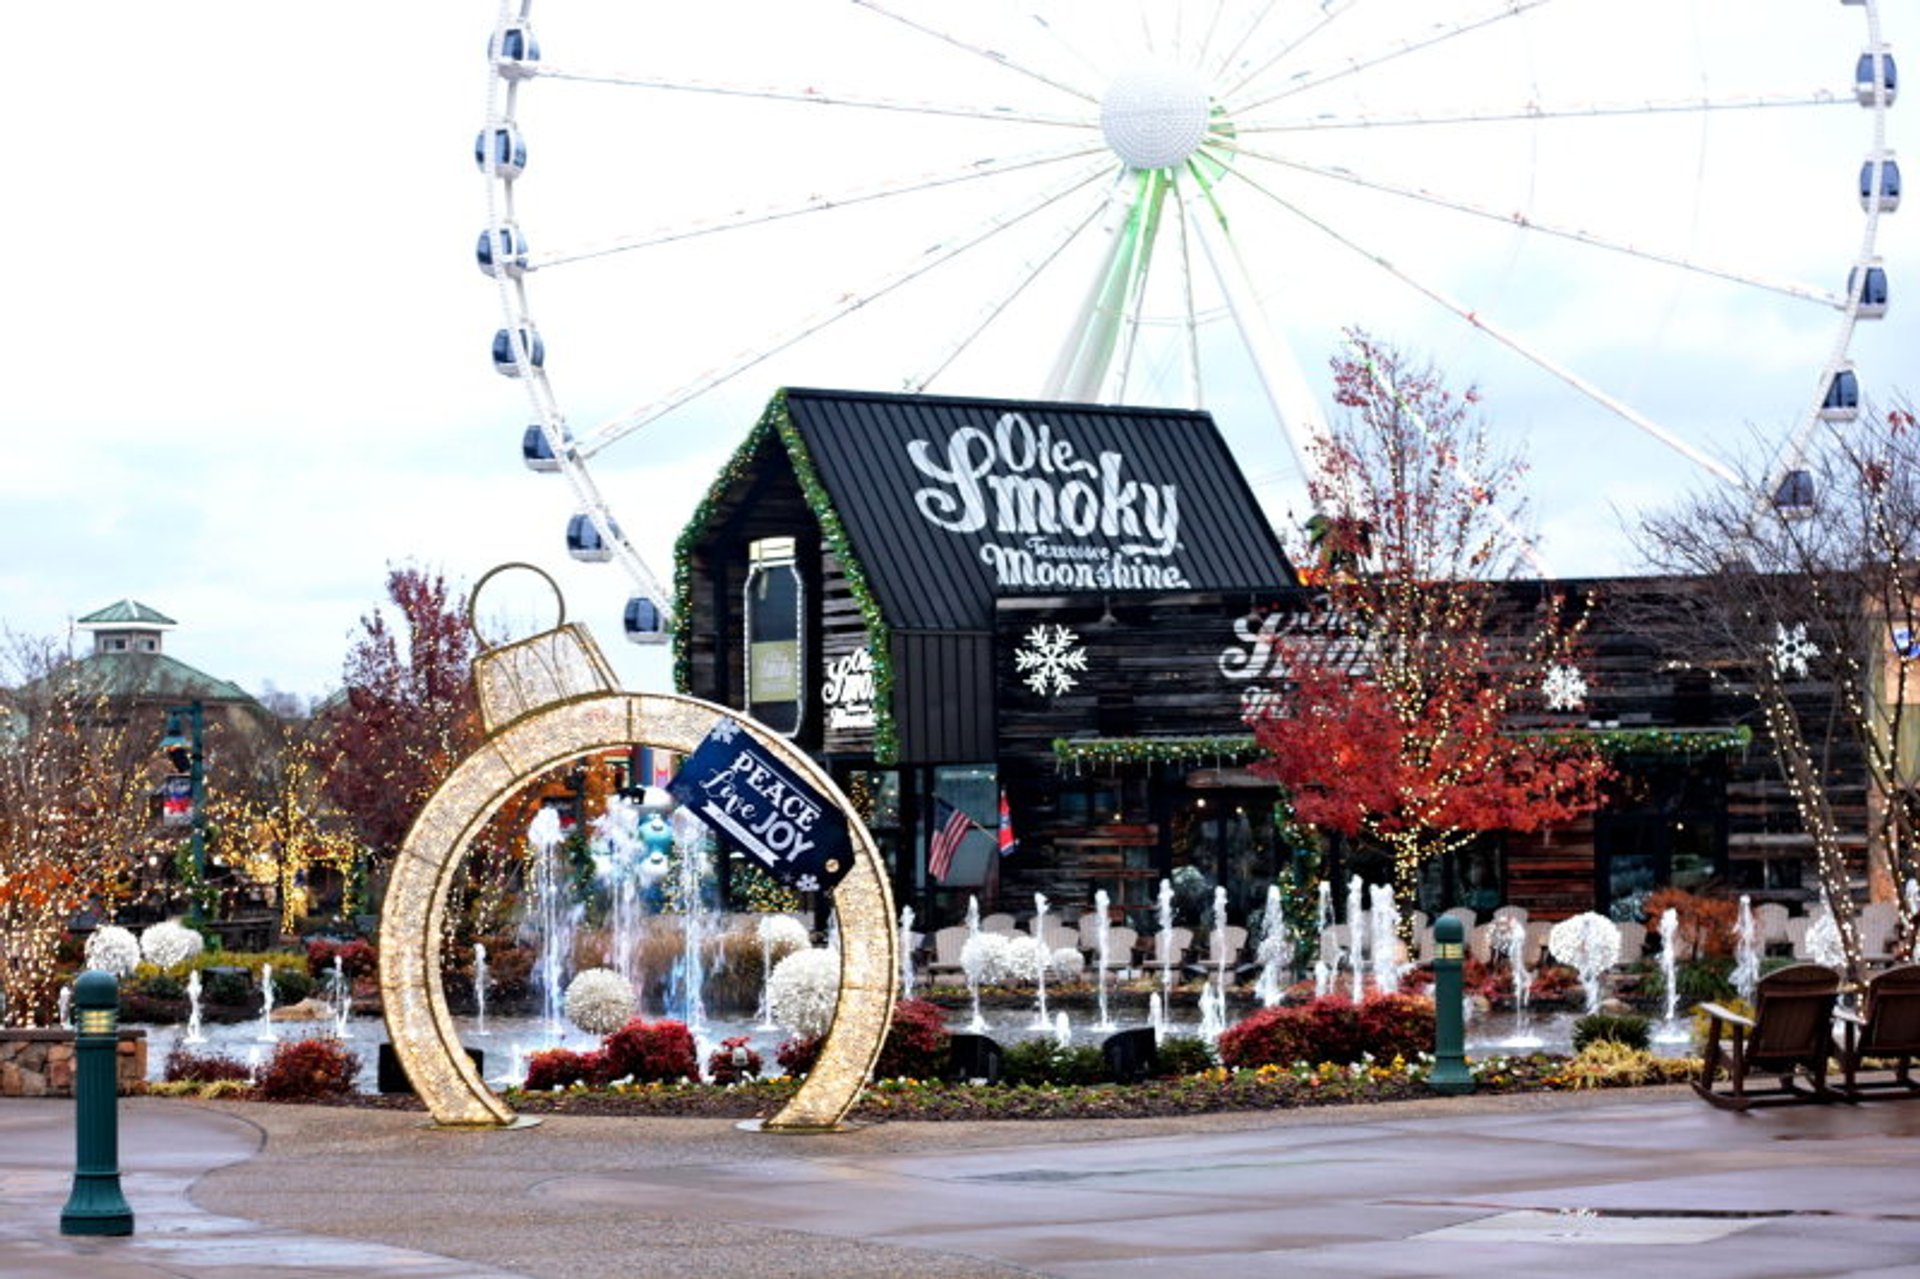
left=928, top=798, right=974, bottom=883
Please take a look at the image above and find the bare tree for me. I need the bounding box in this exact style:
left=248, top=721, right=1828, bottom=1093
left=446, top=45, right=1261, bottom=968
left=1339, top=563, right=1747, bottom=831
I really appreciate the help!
left=1638, top=397, right=1920, bottom=972
left=0, top=635, right=158, bottom=1025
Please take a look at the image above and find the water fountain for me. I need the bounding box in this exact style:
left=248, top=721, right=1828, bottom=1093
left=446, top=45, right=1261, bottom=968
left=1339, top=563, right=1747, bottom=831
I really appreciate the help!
left=525, top=806, right=577, bottom=1043
left=1052, top=1010, right=1072, bottom=1049
left=1732, top=896, right=1760, bottom=1005
left=1495, top=915, right=1541, bottom=1048
left=1155, top=879, right=1176, bottom=1016
left=472, top=942, right=490, bottom=1037
left=1368, top=882, right=1401, bottom=995
left=183, top=969, right=205, bottom=1045
left=1347, top=875, right=1368, bottom=1003
left=330, top=954, right=352, bottom=1041
left=1315, top=879, right=1337, bottom=996
left=1029, top=893, right=1052, bottom=1032
left=1092, top=888, right=1116, bottom=1032
left=1211, top=885, right=1231, bottom=995
left=1148, top=991, right=1166, bottom=1045
left=667, top=806, right=716, bottom=1037
left=57, top=985, right=72, bottom=1031
left=590, top=794, right=643, bottom=988
left=899, top=905, right=917, bottom=1001
left=254, top=963, right=277, bottom=1042
left=1253, top=883, right=1290, bottom=1007
left=1196, top=981, right=1226, bottom=1043
left=1653, top=907, right=1690, bottom=1043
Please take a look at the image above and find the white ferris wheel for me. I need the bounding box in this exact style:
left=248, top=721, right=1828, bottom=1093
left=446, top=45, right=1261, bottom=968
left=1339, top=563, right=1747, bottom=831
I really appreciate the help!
left=478, top=1, right=1900, bottom=643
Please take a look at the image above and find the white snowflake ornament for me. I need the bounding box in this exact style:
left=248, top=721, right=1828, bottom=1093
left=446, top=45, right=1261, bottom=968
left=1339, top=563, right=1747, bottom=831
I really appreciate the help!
left=1771, top=623, right=1820, bottom=680
left=1014, top=624, right=1088, bottom=697
left=1542, top=663, right=1588, bottom=712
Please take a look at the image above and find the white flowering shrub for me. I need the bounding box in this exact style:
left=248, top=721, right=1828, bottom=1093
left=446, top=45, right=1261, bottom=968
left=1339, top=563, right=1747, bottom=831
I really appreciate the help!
left=1000, top=935, right=1048, bottom=984
left=756, top=913, right=811, bottom=957
left=140, top=920, right=204, bottom=972
left=959, top=932, right=1012, bottom=985
left=1548, top=912, right=1622, bottom=977
left=1806, top=910, right=1846, bottom=972
left=1048, top=947, right=1085, bottom=981
left=767, top=947, right=840, bottom=1038
left=83, top=925, right=141, bottom=978
left=564, top=967, right=636, bottom=1035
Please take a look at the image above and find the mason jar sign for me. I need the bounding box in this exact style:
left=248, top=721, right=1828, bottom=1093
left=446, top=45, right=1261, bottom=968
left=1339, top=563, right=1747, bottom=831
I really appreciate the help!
left=747, top=536, right=803, bottom=736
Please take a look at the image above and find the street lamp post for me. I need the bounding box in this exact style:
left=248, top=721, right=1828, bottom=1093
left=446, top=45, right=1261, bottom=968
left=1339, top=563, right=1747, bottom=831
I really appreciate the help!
left=159, top=701, right=207, bottom=924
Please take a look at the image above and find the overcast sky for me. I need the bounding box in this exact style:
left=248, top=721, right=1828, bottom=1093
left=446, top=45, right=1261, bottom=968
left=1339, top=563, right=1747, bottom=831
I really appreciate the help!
left=5, top=2, right=1913, bottom=704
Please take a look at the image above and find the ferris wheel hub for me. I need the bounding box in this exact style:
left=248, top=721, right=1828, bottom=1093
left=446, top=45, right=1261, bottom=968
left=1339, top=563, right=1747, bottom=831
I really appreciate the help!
left=1100, top=62, right=1212, bottom=172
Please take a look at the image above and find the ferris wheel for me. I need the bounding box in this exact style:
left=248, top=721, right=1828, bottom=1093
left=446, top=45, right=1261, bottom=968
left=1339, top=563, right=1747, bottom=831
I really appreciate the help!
left=478, top=1, right=1900, bottom=641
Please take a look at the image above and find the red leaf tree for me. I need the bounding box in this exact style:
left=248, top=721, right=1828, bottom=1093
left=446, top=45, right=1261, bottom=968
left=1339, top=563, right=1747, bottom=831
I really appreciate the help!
left=1250, top=332, right=1611, bottom=902
left=319, top=567, right=479, bottom=879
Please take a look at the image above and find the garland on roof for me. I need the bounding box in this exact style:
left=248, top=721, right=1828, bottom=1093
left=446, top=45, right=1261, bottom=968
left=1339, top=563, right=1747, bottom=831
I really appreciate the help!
left=1053, top=734, right=1262, bottom=768
left=1516, top=724, right=1753, bottom=757
left=671, top=390, right=900, bottom=763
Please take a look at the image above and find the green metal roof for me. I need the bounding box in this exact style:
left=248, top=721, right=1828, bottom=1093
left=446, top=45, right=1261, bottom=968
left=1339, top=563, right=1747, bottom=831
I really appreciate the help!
left=76, top=599, right=177, bottom=628
left=58, top=652, right=255, bottom=705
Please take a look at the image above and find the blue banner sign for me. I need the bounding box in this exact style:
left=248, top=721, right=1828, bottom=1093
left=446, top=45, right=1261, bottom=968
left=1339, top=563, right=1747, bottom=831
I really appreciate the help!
left=667, top=718, right=854, bottom=893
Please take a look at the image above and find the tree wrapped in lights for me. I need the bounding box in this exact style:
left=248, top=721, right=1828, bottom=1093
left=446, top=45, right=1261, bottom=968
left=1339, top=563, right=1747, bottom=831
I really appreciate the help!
left=1248, top=332, right=1610, bottom=905
left=1638, top=396, right=1920, bottom=976
left=205, top=738, right=364, bottom=933
left=0, top=638, right=156, bottom=1026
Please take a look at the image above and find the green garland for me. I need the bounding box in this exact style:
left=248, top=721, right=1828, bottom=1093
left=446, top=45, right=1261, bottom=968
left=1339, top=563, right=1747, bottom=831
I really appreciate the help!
left=1053, top=734, right=1262, bottom=768
left=1516, top=725, right=1753, bottom=757
left=672, top=390, right=900, bottom=763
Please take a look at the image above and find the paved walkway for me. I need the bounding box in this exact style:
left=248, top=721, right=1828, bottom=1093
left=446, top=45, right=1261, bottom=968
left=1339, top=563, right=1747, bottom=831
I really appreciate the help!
left=3, top=1087, right=1920, bottom=1277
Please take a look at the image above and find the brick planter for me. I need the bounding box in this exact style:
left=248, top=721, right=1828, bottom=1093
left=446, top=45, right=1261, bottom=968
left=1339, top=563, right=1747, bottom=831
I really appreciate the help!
left=0, top=1029, right=147, bottom=1097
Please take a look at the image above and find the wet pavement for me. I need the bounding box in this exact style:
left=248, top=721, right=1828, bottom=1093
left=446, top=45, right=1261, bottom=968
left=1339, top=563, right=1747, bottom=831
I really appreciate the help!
left=3, top=1087, right=1920, bottom=1277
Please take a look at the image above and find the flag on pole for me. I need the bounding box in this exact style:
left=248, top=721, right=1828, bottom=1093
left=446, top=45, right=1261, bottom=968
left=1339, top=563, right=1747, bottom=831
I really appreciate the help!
left=929, top=798, right=973, bottom=883
left=997, top=788, right=1018, bottom=858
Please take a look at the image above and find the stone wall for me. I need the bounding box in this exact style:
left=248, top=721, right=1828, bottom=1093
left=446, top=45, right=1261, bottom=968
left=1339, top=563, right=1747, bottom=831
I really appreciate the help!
left=0, top=1030, right=147, bottom=1097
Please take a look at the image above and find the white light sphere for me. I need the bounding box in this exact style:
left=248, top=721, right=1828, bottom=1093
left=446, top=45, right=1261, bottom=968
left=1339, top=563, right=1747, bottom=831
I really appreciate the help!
left=1100, top=63, right=1213, bottom=171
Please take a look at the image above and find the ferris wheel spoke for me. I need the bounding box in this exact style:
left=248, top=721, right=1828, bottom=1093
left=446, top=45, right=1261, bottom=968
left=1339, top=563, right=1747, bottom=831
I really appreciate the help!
left=1230, top=143, right=1844, bottom=308
left=1172, top=185, right=1204, bottom=410
left=528, top=140, right=1107, bottom=271
left=1239, top=89, right=1850, bottom=135
left=907, top=187, right=1113, bottom=392
left=850, top=0, right=1101, bottom=105
left=1229, top=166, right=1745, bottom=488
left=1216, top=0, right=1365, bottom=102
left=1047, top=169, right=1169, bottom=403
left=1113, top=172, right=1178, bottom=404
left=1231, top=0, right=1554, bottom=116
left=576, top=159, right=1118, bottom=457
left=531, top=62, right=1093, bottom=128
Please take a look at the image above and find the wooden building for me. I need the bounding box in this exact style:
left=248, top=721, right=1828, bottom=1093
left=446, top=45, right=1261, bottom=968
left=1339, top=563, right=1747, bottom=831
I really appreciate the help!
left=676, top=388, right=1858, bottom=932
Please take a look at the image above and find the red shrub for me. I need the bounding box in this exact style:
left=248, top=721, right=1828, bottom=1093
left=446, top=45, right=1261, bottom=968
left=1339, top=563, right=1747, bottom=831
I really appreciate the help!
left=523, top=1047, right=603, bottom=1091
left=1643, top=888, right=1737, bottom=960
left=256, top=1037, right=361, bottom=1101
left=1218, top=994, right=1435, bottom=1069
left=601, top=1018, right=699, bottom=1083
left=705, top=1036, right=764, bottom=1085
left=305, top=938, right=378, bottom=980
left=874, top=998, right=952, bottom=1080
left=162, top=1042, right=254, bottom=1084
left=776, top=1034, right=823, bottom=1079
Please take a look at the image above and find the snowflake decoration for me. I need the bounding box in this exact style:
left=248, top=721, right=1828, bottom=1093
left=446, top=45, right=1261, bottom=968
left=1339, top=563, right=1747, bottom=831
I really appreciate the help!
left=711, top=717, right=742, bottom=743
left=793, top=874, right=820, bottom=893
left=1542, top=663, right=1588, bottom=712
left=1014, top=624, right=1088, bottom=697
left=1771, top=622, right=1821, bottom=680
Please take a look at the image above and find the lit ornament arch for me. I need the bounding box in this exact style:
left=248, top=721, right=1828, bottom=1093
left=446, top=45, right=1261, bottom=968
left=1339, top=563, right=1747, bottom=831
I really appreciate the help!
left=378, top=592, right=895, bottom=1130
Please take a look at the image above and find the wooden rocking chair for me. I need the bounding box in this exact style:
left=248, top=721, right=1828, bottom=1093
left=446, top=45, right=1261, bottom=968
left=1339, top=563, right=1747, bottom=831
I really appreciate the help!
left=1837, top=963, right=1920, bottom=1099
left=1693, top=963, right=1842, bottom=1110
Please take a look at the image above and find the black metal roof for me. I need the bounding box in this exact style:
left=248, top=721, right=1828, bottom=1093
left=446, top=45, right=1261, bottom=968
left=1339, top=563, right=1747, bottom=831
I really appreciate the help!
left=783, top=387, right=1293, bottom=632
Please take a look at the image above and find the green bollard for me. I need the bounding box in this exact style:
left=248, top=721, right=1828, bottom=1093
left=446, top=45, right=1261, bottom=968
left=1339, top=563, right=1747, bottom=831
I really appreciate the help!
left=1427, top=916, right=1475, bottom=1095
left=60, top=970, right=134, bottom=1236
